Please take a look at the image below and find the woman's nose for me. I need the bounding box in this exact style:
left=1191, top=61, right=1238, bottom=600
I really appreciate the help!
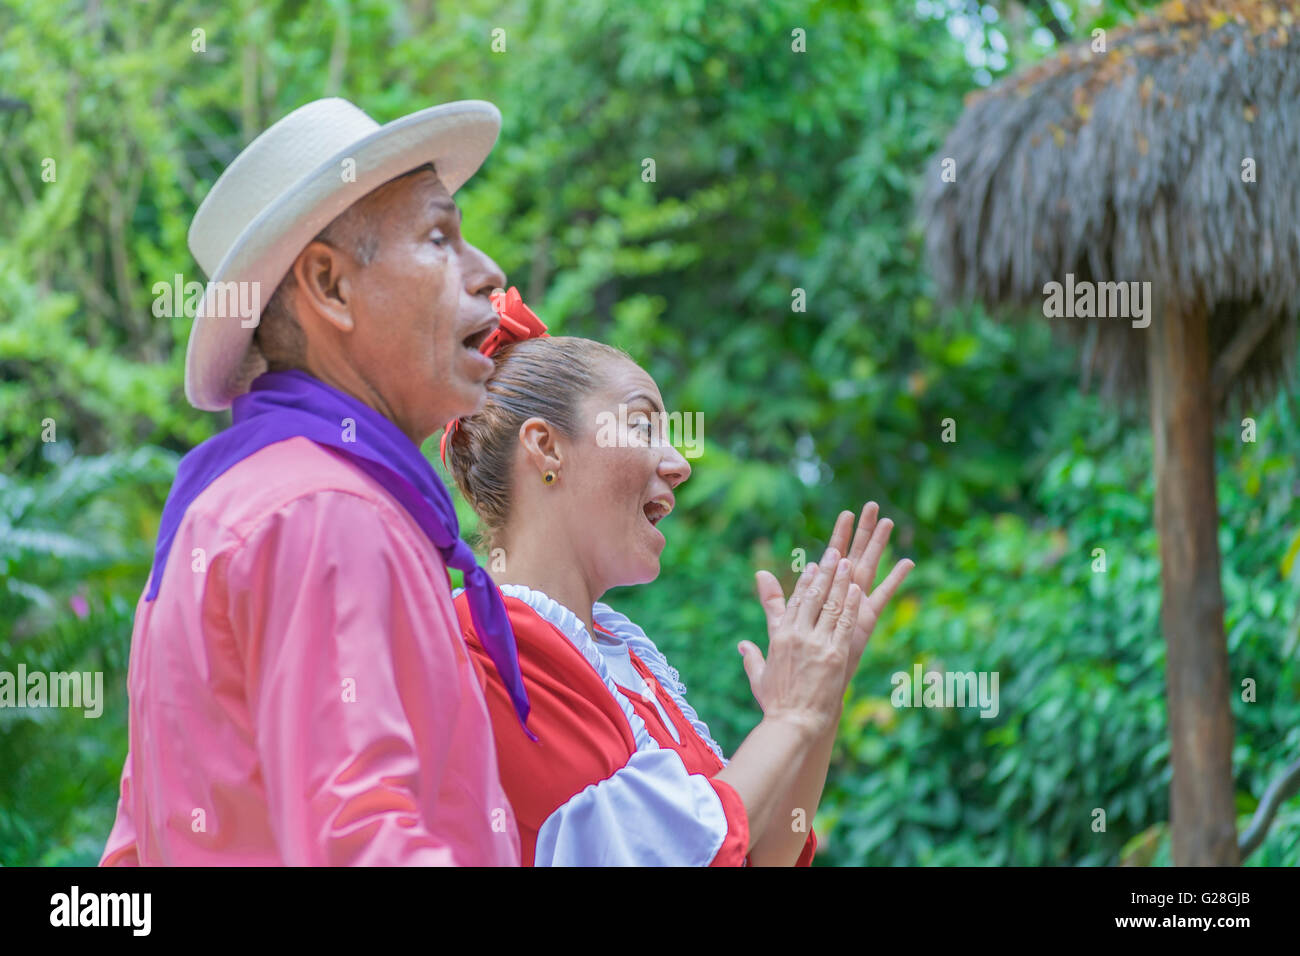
left=660, top=443, right=691, bottom=487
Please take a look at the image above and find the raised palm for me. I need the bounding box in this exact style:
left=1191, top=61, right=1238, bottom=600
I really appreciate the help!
left=750, top=502, right=914, bottom=697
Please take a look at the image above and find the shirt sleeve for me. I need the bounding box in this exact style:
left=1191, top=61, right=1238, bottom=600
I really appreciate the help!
left=225, top=490, right=467, bottom=866
left=586, top=604, right=819, bottom=867
left=99, top=757, right=140, bottom=866
left=534, top=748, right=749, bottom=866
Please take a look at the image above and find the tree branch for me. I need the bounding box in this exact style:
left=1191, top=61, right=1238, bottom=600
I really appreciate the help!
left=1212, top=308, right=1277, bottom=406
left=1239, top=756, right=1300, bottom=861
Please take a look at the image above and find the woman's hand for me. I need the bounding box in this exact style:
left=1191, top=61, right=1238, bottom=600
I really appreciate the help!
left=823, top=502, right=915, bottom=677
left=725, top=505, right=912, bottom=864
left=745, top=503, right=914, bottom=703
left=738, top=549, right=864, bottom=737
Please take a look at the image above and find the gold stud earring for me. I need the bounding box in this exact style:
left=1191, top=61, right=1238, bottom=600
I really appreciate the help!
left=543, top=471, right=556, bottom=485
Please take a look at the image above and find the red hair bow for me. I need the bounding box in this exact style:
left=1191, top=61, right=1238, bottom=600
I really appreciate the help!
left=439, top=286, right=549, bottom=467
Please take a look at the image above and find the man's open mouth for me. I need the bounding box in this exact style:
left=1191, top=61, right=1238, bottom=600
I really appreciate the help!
left=462, top=327, right=494, bottom=351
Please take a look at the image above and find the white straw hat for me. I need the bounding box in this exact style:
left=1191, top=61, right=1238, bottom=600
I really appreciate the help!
left=183, top=97, right=502, bottom=411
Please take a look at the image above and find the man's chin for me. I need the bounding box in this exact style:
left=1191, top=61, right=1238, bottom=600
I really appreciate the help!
left=442, top=379, right=488, bottom=422
left=463, top=378, right=490, bottom=412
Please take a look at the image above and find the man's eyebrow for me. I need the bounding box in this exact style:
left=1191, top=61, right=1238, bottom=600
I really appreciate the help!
left=625, top=391, right=664, bottom=414
left=426, top=196, right=462, bottom=224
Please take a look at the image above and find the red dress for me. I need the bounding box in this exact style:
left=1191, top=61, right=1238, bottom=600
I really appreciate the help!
left=454, top=584, right=818, bottom=866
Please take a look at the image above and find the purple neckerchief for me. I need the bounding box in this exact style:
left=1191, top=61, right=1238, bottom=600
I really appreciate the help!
left=145, top=368, right=532, bottom=736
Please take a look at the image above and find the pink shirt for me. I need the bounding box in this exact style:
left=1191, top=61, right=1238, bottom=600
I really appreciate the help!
left=101, top=436, right=520, bottom=866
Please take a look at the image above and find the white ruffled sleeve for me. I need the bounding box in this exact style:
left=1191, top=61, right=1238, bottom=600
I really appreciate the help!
left=490, top=587, right=748, bottom=865
left=592, top=602, right=729, bottom=764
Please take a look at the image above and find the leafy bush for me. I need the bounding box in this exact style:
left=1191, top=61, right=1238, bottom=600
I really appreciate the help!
left=0, top=449, right=175, bottom=866
left=4, top=0, right=1295, bottom=867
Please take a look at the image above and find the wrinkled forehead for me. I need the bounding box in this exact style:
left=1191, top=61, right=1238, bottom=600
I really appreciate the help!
left=592, top=355, right=665, bottom=409
left=357, top=164, right=457, bottom=226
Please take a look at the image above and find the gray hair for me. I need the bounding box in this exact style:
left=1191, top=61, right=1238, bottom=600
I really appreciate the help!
left=253, top=162, right=436, bottom=370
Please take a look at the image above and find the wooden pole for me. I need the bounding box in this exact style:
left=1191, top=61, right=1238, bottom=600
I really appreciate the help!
left=1146, top=300, right=1239, bottom=865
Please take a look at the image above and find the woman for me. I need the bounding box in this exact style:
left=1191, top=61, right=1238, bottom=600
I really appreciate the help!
left=444, top=327, right=913, bottom=866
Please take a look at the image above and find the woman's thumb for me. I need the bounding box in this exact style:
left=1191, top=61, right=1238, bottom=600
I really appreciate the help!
left=737, top=640, right=764, bottom=683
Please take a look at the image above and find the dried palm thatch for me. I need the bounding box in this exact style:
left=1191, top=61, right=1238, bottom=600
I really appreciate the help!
left=921, top=0, right=1300, bottom=414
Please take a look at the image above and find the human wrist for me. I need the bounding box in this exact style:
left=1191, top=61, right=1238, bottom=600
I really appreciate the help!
left=762, top=708, right=831, bottom=743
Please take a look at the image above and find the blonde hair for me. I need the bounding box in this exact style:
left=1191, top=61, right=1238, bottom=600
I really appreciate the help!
left=446, top=335, right=632, bottom=550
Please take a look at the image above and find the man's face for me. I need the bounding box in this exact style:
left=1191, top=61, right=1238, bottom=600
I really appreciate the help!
left=339, top=168, right=506, bottom=441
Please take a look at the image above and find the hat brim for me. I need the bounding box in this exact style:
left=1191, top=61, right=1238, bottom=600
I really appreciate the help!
left=184, top=100, right=501, bottom=411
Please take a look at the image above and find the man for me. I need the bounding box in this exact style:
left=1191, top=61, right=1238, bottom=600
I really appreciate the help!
left=101, top=97, right=532, bottom=865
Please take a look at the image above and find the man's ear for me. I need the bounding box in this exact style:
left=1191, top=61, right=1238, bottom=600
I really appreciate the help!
left=293, top=240, right=355, bottom=332
left=518, top=417, right=563, bottom=475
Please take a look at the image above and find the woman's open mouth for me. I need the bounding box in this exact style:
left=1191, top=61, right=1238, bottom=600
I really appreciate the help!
left=642, top=497, right=672, bottom=527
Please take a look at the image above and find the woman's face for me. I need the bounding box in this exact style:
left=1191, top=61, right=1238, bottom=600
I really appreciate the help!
left=557, top=357, right=692, bottom=593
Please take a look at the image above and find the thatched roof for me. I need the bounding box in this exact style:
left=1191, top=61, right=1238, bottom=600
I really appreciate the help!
left=921, top=0, right=1300, bottom=410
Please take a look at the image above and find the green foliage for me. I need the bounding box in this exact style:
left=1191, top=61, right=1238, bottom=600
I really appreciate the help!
left=3, top=0, right=1296, bottom=866
left=814, top=388, right=1300, bottom=865
left=0, top=449, right=176, bottom=865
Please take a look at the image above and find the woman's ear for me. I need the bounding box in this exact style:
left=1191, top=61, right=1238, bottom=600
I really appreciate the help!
left=518, top=417, right=563, bottom=476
